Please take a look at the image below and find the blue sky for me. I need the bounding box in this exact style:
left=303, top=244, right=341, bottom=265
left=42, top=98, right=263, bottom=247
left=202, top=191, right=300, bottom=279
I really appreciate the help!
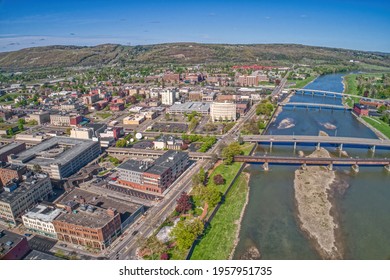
left=0, top=0, right=389, bottom=52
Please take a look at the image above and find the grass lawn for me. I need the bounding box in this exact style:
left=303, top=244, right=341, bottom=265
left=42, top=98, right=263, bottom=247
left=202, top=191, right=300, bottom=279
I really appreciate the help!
left=208, top=143, right=254, bottom=193
left=344, top=74, right=358, bottom=95
left=362, top=116, right=390, bottom=139
left=289, top=75, right=318, bottom=89
left=343, top=96, right=360, bottom=107
left=190, top=173, right=249, bottom=260
left=96, top=112, right=112, bottom=119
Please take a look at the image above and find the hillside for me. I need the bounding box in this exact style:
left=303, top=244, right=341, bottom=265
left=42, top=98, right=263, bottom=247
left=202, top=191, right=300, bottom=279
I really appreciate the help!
left=0, top=43, right=389, bottom=71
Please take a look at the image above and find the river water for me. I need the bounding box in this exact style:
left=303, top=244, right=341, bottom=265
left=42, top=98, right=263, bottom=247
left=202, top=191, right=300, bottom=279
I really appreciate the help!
left=234, top=73, right=390, bottom=260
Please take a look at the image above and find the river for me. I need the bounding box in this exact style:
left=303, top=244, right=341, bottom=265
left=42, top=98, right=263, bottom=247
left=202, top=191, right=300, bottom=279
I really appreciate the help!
left=233, top=73, right=390, bottom=260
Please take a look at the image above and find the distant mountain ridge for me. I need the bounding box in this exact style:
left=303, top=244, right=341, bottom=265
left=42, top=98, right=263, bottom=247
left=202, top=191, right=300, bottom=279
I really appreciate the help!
left=0, top=43, right=389, bottom=71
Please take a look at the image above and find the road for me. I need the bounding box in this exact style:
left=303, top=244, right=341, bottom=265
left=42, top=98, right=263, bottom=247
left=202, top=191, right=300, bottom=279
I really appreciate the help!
left=107, top=159, right=208, bottom=259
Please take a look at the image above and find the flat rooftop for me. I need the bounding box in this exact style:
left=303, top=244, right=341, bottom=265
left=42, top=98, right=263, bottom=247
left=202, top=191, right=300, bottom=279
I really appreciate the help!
left=168, top=102, right=210, bottom=112
left=23, top=204, right=62, bottom=223
left=0, top=230, right=25, bottom=256
left=58, top=188, right=142, bottom=221
left=117, top=160, right=151, bottom=173
left=24, top=250, right=62, bottom=260
left=0, top=142, right=25, bottom=155
left=9, top=137, right=99, bottom=167
left=0, top=174, right=49, bottom=204
left=55, top=206, right=115, bottom=228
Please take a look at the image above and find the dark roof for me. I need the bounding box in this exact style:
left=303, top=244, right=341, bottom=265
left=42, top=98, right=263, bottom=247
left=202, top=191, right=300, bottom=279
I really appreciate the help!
left=117, top=160, right=151, bottom=172
left=354, top=103, right=368, bottom=109
left=0, top=230, right=26, bottom=256
left=24, top=250, right=62, bottom=260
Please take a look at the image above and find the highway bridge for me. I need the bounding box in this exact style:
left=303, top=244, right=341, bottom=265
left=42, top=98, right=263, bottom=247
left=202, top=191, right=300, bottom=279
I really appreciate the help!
left=242, top=135, right=390, bottom=153
left=234, top=155, right=390, bottom=172
left=289, top=88, right=389, bottom=103
left=106, top=147, right=215, bottom=160
left=279, top=102, right=349, bottom=110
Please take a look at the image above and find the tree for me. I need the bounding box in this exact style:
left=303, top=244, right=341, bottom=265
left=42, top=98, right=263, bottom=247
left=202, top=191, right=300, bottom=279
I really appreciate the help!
left=198, top=167, right=206, bottom=185
left=7, top=128, right=14, bottom=136
left=33, top=164, right=42, bottom=172
left=65, top=127, right=72, bottom=135
left=18, top=123, right=24, bottom=131
left=213, top=174, right=225, bottom=185
left=160, top=252, right=169, bottom=260
left=175, top=192, right=192, bottom=214
left=144, top=236, right=167, bottom=259
left=116, top=139, right=127, bottom=148
left=222, top=142, right=243, bottom=164
left=170, top=218, right=204, bottom=250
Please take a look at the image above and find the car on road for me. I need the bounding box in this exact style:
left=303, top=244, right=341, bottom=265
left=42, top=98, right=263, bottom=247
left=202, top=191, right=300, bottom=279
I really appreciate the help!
left=131, top=230, right=139, bottom=236
left=24, top=233, right=32, bottom=237
left=59, top=243, right=67, bottom=248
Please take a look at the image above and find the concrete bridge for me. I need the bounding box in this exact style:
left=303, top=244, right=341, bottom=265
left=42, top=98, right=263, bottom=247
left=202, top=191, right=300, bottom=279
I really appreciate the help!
left=279, top=102, right=349, bottom=111
left=106, top=147, right=215, bottom=160
left=242, top=135, right=390, bottom=154
left=234, top=155, right=390, bottom=172
left=289, top=88, right=389, bottom=103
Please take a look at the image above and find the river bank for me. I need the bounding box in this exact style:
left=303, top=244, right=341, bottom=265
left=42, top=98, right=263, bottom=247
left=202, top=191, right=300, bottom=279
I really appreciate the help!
left=294, top=148, right=343, bottom=259
left=229, top=171, right=255, bottom=259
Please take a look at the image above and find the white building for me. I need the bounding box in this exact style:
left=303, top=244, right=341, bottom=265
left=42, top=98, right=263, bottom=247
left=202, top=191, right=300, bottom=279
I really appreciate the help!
left=161, top=89, right=175, bottom=105
left=210, top=102, right=237, bottom=122
left=70, top=127, right=94, bottom=140
left=22, top=205, right=62, bottom=239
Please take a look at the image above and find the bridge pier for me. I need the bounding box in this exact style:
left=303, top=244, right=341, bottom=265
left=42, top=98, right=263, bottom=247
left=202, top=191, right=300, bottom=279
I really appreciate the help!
left=316, top=143, right=321, bottom=151
left=301, top=163, right=307, bottom=170
left=293, top=141, right=297, bottom=152
left=385, top=164, right=390, bottom=172
left=262, top=162, right=269, bottom=171
left=370, top=145, right=376, bottom=156
left=351, top=164, right=359, bottom=173
left=328, top=163, right=333, bottom=171
left=269, top=141, right=273, bottom=152
left=338, top=143, right=343, bottom=157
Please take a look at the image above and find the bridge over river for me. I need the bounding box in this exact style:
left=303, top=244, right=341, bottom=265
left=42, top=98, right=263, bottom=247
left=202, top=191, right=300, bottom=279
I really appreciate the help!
left=234, top=155, right=390, bottom=172
left=242, top=135, right=390, bottom=154
left=279, top=102, right=349, bottom=111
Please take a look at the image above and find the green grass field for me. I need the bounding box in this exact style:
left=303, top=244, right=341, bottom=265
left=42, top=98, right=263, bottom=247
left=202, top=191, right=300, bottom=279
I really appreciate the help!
left=96, top=112, right=112, bottom=119
left=289, top=75, right=318, bottom=89
left=362, top=116, right=390, bottom=139
left=190, top=173, right=249, bottom=260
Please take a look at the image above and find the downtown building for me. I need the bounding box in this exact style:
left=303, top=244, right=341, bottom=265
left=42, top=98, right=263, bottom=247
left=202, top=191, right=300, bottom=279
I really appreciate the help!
left=9, top=137, right=101, bottom=180
left=53, top=205, right=121, bottom=251
left=210, top=101, right=237, bottom=122
left=22, top=204, right=62, bottom=239
left=0, top=172, right=53, bottom=225
left=116, top=151, right=189, bottom=195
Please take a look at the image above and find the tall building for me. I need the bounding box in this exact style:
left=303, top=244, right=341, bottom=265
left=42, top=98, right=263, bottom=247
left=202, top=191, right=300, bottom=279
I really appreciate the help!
left=161, top=89, right=175, bottom=105
left=210, top=102, right=237, bottom=122
left=0, top=173, right=52, bottom=224
left=22, top=204, right=62, bottom=239
left=116, top=151, right=189, bottom=194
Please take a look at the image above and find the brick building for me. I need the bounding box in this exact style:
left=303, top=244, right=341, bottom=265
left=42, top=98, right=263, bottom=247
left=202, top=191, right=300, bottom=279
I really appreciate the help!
left=0, top=230, right=30, bottom=260
left=116, top=151, right=189, bottom=194
left=53, top=206, right=121, bottom=251
left=353, top=103, right=369, bottom=116
left=0, top=164, right=27, bottom=187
